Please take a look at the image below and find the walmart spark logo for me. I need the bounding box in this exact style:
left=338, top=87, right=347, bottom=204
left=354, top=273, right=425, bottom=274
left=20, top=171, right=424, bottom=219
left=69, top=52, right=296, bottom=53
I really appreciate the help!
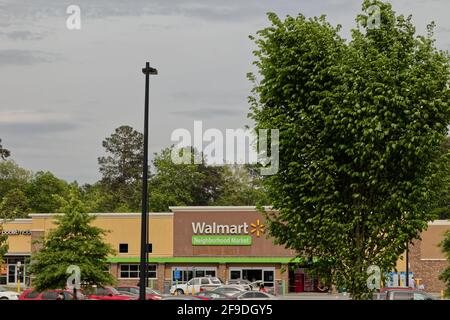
left=250, top=219, right=265, bottom=237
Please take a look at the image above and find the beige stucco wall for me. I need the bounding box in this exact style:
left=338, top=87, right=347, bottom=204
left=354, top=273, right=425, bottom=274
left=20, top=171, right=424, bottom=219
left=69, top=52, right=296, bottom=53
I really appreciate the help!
left=1, top=219, right=32, bottom=254
left=3, top=213, right=174, bottom=258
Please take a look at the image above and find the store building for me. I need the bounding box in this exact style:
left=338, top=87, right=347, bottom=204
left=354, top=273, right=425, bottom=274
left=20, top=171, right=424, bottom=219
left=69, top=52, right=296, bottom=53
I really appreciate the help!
left=1, top=207, right=449, bottom=293
left=408, top=220, right=450, bottom=292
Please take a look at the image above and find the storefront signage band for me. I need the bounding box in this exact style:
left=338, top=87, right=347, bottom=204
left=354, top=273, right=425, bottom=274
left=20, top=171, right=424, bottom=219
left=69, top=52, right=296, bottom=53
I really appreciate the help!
left=192, top=235, right=252, bottom=246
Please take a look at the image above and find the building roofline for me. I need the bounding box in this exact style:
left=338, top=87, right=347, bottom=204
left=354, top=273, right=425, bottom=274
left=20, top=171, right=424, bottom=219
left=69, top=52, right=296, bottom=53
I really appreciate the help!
left=169, top=206, right=272, bottom=212
left=1, top=219, right=32, bottom=224
left=428, top=220, right=450, bottom=226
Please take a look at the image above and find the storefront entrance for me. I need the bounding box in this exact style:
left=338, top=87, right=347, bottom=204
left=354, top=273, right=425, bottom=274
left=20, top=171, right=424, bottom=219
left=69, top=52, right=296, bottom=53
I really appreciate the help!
left=0, top=256, right=29, bottom=286
left=229, top=267, right=275, bottom=287
left=171, top=267, right=216, bottom=285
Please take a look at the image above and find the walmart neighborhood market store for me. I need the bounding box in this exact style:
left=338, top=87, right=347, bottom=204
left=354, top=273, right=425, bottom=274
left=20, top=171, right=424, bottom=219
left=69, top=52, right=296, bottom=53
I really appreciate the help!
left=2, top=207, right=317, bottom=293
left=3, top=206, right=449, bottom=293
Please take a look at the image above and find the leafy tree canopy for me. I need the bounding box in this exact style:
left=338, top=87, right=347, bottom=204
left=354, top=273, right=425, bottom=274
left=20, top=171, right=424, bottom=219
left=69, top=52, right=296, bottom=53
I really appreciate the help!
left=249, top=0, right=450, bottom=299
left=26, top=171, right=69, bottom=213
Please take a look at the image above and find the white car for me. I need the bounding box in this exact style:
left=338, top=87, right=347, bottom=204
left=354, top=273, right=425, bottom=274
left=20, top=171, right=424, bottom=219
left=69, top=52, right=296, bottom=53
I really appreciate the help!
left=170, top=277, right=223, bottom=295
left=232, top=291, right=277, bottom=300
left=0, top=286, right=20, bottom=300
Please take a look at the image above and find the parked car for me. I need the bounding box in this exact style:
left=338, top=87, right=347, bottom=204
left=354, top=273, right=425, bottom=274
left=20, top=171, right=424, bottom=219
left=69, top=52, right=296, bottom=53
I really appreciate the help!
left=372, top=292, right=387, bottom=300
left=170, top=277, right=223, bottom=295
left=85, top=286, right=135, bottom=300
left=226, top=279, right=252, bottom=291
left=162, top=296, right=204, bottom=300
left=196, top=291, right=237, bottom=300
left=384, top=289, right=435, bottom=300
left=380, top=287, right=414, bottom=293
left=211, top=285, right=247, bottom=297
left=232, top=291, right=277, bottom=300
left=115, top=285, right=163, bottom=300
left=19, top=289, right=84, bottom=300
left=0, top=286, right=20, bottom=300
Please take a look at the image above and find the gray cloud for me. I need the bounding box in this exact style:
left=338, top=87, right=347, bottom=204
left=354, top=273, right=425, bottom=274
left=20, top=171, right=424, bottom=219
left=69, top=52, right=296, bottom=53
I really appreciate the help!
left=0, top=49, right=56, bottom=66
left=0, top=0, right=449, bottom=184
left=0, top=30, right=44, bottom=40
left=0, top=121, right=80, bottom=135
left=0, top=0, right=301, bottom=22
left=170, top=108, right=244, bottom=119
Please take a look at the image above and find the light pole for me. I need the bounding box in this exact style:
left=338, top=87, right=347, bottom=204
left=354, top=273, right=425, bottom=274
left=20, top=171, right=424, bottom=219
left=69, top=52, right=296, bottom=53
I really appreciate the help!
left=139, top=62, right=158, bottom=301
left=16, top=261, right=21, bottom=293
left=405, top=243, right=409, bottom=287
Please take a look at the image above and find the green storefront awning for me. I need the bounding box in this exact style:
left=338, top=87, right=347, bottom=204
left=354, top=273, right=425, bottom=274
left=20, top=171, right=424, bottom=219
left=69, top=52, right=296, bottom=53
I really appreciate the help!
left=108, top=256, right=306, bottom=264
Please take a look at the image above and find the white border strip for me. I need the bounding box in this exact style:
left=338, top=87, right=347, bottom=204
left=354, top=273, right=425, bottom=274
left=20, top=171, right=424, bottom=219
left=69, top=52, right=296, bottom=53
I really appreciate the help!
left=29, top=212, right=173, bottom=218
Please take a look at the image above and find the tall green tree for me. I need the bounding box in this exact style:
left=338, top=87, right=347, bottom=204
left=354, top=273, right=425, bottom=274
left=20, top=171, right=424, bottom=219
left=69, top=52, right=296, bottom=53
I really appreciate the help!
left=0, top=160, right=33, bottom=200
left=26, top=171, right=69, bottom=213
left=98, top=125, right=143, bottom=187
left=0, top=189, right=30, bottom=219
left=98, top=125, right=144, bottom=211
left=28, top=190, right=116, bottom=292
left=249, top=0, right=450, bottom=299
left=217, top=165, right=269, bottom=206
left=149, top=147, right=226, bottom=211
left=0, top=138, right=10, bottom=160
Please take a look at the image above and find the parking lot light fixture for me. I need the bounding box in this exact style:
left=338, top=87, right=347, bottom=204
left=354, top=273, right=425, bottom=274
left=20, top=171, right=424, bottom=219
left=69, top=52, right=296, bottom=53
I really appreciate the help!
left=139, top=61, right=158, bottom=301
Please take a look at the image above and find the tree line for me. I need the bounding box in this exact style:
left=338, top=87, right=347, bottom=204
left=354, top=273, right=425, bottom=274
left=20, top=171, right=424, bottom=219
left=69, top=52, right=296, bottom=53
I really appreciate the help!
left=0, top=125, right=269, bottom=220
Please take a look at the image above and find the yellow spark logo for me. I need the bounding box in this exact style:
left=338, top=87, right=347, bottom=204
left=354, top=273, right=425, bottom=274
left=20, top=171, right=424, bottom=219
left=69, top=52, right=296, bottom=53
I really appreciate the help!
left=250, top=219, right=265, bottom=237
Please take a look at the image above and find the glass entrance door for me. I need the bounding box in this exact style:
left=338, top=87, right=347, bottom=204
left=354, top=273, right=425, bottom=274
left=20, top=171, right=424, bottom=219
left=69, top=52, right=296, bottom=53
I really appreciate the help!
left=7, top=265, right=16, bottom=284
left=7, top=264, right=25, bottom=285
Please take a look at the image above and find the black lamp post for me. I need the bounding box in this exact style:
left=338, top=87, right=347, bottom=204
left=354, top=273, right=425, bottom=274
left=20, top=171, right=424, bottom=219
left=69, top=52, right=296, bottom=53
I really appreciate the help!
left=406, top=243, right=409, bottom=287
left=139, top=62, right=158, bottom=300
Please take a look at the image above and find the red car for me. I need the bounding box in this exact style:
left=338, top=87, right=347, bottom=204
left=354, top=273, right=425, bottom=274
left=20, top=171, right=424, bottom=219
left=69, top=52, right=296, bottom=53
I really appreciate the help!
left=86, top=286, right=135, bottom=300
left=115, top=285, right=163, bottom=300
left=19, top=289, right=84, bottom=300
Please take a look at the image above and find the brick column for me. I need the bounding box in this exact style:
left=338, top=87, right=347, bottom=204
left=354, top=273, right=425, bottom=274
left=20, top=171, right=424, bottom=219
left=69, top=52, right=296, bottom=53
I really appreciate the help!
left=218, top=263, right=227, bottom=282
left=280, top=264, right=289, bottom=294
left=110, top=263, right=118, bottom=280
left=409, top=239, right=448, bottom=293
left=157, top=263, right=165, bottom=291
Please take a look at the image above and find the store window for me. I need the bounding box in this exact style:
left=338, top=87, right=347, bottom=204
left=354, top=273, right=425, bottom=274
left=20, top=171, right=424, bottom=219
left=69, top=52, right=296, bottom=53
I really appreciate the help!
left=229, top=268, right=275, bottom=287
left=171, top=267, right=217, bottom=284
left=119, top=243, right=128, bottom=253
left=119, top=264, right=157, bottom=279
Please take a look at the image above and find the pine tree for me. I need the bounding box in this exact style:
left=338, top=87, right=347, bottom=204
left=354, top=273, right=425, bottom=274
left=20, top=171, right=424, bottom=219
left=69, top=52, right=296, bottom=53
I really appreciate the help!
left=28, top=190, right=116, bottom=296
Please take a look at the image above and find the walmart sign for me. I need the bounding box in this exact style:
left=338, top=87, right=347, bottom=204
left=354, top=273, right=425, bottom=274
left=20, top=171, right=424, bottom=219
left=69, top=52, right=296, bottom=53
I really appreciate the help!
left=191, top=221, right=265, bottom=246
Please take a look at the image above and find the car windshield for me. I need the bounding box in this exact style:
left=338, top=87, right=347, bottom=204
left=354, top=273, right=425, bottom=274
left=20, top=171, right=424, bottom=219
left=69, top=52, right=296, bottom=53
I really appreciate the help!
left=146, top=288, right=161, bottom=295
left=108, top=287, right=120, bottom=295
left=231, top=291, right=244, bottom=297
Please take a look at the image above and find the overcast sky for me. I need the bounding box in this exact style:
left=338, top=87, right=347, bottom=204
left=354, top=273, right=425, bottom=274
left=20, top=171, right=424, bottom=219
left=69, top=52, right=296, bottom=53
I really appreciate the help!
left=1, top=0, right=449, bottom=184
